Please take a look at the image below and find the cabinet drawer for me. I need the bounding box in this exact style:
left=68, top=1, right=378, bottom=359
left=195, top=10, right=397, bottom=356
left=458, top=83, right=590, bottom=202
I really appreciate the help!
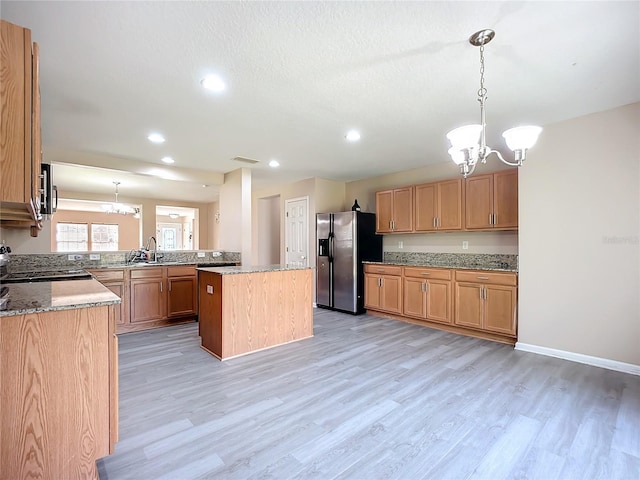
left=130, top=267, right=163, bottom=279
left=364, top=264, right=402, bottom=276
left=168, top=265, right=196, bottom=277
left=403, top=266, right=451, bottom=280
left=89, top=269, right=124, bottom=281
left=455, top=270, right=517, bottom=286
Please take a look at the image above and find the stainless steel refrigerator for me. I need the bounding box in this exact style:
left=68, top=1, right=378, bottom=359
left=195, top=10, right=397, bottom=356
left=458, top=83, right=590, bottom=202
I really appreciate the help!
left=316, top=211, right=382, bottom=314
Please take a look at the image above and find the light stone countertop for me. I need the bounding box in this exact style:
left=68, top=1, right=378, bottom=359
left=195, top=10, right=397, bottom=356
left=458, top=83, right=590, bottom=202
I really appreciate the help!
left=85, top=260, right=238, bottom=270
left=364, top=260, right=517, bottom=273
left=0, top=279, right=121, bottom=317
left=197, top=264, right=313, bottom=275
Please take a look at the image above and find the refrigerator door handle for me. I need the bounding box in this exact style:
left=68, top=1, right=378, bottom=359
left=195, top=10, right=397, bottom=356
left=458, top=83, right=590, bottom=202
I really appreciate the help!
left=328, top=233, right=334, bottom=261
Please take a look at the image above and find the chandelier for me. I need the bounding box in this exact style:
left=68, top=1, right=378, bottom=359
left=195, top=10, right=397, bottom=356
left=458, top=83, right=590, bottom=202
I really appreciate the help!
left=102, top=181, right=135, bottom=215
left=446, top=29, right=542, bottom=177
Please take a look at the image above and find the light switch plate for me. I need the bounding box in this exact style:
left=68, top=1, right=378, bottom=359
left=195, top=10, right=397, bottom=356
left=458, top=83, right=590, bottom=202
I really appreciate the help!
left=211, top=251, right=222, bottom=257
left=68, top=254, right=83, bottom=261
left=462, top=241, right=469, bottom=250
left=90, top=254, right=100, bottom=260
left=197, top=252, right=205, bottom=258
left=206, top=285, right=214, bottom=294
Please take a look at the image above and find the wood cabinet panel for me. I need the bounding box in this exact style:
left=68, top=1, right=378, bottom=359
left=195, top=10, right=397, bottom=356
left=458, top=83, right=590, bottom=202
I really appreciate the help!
left=365, top=272, right=402, bottom=314
left=375, top=187, right=413, bottom=233
left=364, top=273, right=382, bottom=310
left=403, top=277, right=427, bottom=318
left=364, top=264, right=403, bottom=276
left=167, top=275, right=197, bottom=318
left=415, top=179, right=463, bottom=232
left=103, top=282, right=126, bottom=325
left=454, top=282, right=484, bottom=329
left=465, top=170, right=518, bottom=230
left=130, top=278, right=164, bottom=323
left=0, top=306, right=115, bottom=479
left=455, top=270, right=517, bottom=286
left=426, top=279, right=451, bottom=324
left=484, top=284, right=517, bottom=335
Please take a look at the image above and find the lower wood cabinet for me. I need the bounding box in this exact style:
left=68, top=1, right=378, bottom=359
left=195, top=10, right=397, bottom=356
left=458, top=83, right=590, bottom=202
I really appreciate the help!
left=364, top=264, right=402, bottom=314
left=0, top=304, right=118, bottom=479
left=364, top=263, right=518, bottom=344
left=91, top=265, right=197, bottom=333
left=403, top=267, right=452, bottom=324
left=454, top=270, right=518, bottom=336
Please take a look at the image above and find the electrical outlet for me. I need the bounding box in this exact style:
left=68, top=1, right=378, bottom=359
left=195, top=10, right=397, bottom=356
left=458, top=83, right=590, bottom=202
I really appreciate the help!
left=206, top=285, right=214, bottom=294
left=398, top=241, right=404, bottom=249
left=462, top=241, right=469, bottom=250
left=68, top=254, right=83, bottom=261
left=90, top=254, right=100, bottom=260
left=211, top=251, right=222, bottom=258
left=197, top=251, right=206, bottom=258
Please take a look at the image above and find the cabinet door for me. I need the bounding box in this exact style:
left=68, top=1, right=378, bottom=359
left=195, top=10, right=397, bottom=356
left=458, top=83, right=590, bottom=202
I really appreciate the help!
left=392, top=187, right=413, bottom=232
left=167, top=276, right=197, bottom=318
left=454, top=282, right=483, bottom=329
left=31, top=42, right=41, bottom=206
left=493, top=170, right=518, bottom=229
left=0, top=20, right=32, bottom=204
left=130, top=278, right=164, bottom=323
left=438, top=179, right=463, bottom=231
left=464, top=174, right=493, bottom=230
left=414, top=183, right=437, bottom=232
left=364, top=274, right=381, bottom=309
left=484, top=284, right=517, bottom=335
left=375, top=190, right=393, bottom=233
left=426, top=279, right=452, bottom=324
left=403, top=277, right=426, bottom=318
left=380, top=275, right=403, bottom=314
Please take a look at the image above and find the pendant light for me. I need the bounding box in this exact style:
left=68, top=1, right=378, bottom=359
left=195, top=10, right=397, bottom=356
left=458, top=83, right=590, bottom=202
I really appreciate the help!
left=446, top=29, right=542, bottom=177
left=102, top=181, right=135, bottom=215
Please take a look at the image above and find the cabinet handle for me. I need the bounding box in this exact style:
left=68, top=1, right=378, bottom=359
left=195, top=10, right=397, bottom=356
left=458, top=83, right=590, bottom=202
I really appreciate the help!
left=437, top=218, right=440, bottom=228
left=160, top=282, right=163, bottom=292
left=389, top=220, right=393, bottom=230
left=376, top=269, right=385, bottom=273
left=433, top=217, right=436, bottom=228
left=488, top=214, right=493, bottom=225
left=420, top=272, right=431, bottom=276
left=479, top=286, right=483, bottom=299
left=493, top=214, right=497, bottom=225
left=476, top=276, right=489, bottom=280
left=424, top=282, right=428, bottom=293
left=483, top=286, right=487, bottom=300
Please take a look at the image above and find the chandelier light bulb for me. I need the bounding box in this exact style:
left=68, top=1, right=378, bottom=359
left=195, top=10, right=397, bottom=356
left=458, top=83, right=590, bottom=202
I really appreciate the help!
left=502, top=126, right=543, bottom=152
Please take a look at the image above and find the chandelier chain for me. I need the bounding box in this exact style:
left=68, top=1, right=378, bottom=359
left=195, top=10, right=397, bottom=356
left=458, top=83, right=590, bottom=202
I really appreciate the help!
left=477, top=43, right=487, bottom=105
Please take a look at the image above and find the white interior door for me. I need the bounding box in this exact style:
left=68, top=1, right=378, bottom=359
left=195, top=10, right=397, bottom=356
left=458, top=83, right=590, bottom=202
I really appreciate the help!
left=285, top=197, right=309, bottom=267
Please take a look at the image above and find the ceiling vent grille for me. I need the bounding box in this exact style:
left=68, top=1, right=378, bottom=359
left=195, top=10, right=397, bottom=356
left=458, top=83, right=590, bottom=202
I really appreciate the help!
left=232, top=156, right=260, bottom=164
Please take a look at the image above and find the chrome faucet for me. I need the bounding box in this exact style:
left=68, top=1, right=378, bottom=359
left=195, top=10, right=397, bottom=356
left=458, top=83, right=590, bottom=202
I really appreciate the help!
left=145, top=236, right=157, bottom=262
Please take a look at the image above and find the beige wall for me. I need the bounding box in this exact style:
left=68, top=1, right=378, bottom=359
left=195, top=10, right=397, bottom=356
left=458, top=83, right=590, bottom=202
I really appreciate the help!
left=50, top=209, right=141, bottom=251
left=519, top=102, right=640, bottom=366
left=219, top=168, right=251, bottom=263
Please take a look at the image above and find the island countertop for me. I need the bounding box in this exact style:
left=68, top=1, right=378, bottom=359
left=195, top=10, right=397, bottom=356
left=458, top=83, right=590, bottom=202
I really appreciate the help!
left=197, top=264, right=313, bottom=275
left=0, top=279, right=121, bottom=317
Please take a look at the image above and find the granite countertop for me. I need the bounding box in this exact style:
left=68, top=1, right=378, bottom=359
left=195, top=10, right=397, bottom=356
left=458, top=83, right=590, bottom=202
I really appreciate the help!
left=0, top=279, right=121, bottom=317
left=364, top=260, right=517, bottom=273
left=197, top=264, right=313, bottom=275
left=87, top=260, right=238, bottom=270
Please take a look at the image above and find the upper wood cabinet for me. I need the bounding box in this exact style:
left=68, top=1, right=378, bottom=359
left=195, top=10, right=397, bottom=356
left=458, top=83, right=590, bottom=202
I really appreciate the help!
left=376, top=187, right=413, bottom=233
left=414, top=179, right=463, bottom=232
left=465, top=169, right=518, bottom=230
left=0, top=20, right=42, bottom=232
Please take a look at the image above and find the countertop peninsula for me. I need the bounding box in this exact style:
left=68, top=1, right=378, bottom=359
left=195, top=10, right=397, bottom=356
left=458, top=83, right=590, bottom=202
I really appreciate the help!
left=0, top=278, right=121, bottom=317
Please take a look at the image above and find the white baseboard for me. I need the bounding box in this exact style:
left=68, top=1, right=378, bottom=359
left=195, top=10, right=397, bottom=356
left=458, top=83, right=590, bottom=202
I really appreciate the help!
left=515, top=342, right=640, bottom=376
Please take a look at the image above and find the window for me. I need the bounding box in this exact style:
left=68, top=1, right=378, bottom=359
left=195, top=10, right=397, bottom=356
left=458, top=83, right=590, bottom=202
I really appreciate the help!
left=91, top=224, right=119, bottom=251
left=56, top=223, right=88, bottom=252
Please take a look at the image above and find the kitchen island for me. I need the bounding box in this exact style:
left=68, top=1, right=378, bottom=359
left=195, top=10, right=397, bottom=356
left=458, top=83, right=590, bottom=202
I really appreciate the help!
left=0, top=279, right=119, bottom=480
left=197, top=264, right=313, bottom=360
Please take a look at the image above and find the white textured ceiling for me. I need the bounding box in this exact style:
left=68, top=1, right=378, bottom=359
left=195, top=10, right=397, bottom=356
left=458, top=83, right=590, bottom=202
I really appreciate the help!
left=2, top=1, right=639, bottom=203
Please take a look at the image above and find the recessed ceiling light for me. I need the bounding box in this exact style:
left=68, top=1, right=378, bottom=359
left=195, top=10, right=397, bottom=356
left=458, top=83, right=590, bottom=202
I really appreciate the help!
left=161, top=156, right=175, bottom=164
left=345, top=130, right=361, bottom=142
left=147, top=133, right=165, bottom=144
left=201, top=74, right=226, bottom=93
left=269, top=160, right=280, bottom=168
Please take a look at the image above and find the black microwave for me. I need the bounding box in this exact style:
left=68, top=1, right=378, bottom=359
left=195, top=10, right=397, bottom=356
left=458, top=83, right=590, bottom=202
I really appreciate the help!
left=40, top=163, right=57, bottom=215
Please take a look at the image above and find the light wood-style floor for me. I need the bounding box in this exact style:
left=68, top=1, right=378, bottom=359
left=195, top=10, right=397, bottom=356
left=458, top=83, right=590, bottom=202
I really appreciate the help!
left=98, top=308, right=640, bottom=480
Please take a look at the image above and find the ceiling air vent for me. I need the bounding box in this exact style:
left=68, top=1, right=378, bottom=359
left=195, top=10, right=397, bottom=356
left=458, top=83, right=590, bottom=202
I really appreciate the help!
left=232, top=156, right=260, bottom=165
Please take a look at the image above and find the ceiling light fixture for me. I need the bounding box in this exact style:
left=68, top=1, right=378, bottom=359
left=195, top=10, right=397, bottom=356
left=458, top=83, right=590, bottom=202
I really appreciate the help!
left=345, top=130, right=361, bottom=142
left=102, top=181, right=135, bottom=215
left=147, top=133, right=165, bottom=144
left=168, top=213, right=179, bottom=219
left=268, top=160, right=280, bottom=168
left=201, top=74, right=226, bottom=92
left=161, top=156, right=175, bottom=164
left=446, top=29, right=542, bottom=177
